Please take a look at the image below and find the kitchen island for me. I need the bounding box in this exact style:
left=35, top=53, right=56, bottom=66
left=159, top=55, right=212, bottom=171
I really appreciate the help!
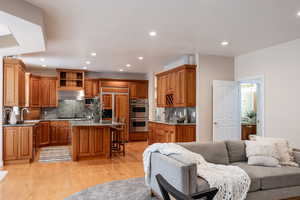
left=70, top=120, right=123, bottom=161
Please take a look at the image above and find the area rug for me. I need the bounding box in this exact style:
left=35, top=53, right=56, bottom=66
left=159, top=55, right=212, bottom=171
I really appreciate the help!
left=65, top=177, right=157, bottom=200
left=39, top=146, right=72, bottom=163
left=0, top=171, right=8, bottom=182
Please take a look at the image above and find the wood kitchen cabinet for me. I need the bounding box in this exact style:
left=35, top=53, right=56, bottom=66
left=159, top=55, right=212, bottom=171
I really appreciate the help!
left=40, top=77, right=57, bottom=107
left=72, top=126, right=111, bottom=160
left=129, top=82, right=148, bottom=99
left=156, top=65, right=196, bottom=107
left=148, top=122, right=196, bottom=145
left=29, top=75, right=41, bottom=107
left=50, top=121, right=70, bottom=145
left=102, top=94, right=112, bottom=109
left=3, top=58, right=26, bottom=107
left=39, top=121, right=50, bottom=146
left=57, top=69, right=85, bottom=90
left=84, top=79, right=99, bottom=98
left=3, top=126, right=33, bottom=164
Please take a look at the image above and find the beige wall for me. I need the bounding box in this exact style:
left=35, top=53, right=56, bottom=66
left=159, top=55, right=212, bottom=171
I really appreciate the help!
left=196, top=55, right=235, bottom=141
left=0, top=56, right=3, bottom=167
left=235, top=39, right=300, bottom=148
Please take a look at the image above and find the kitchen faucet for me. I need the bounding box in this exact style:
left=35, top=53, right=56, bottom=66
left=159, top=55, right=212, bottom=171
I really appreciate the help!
left=20, top=107, right=30, bottom=123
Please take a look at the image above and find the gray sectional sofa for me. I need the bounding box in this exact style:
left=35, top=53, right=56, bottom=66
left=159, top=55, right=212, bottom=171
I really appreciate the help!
left=149, top=141, right=300, bottom=200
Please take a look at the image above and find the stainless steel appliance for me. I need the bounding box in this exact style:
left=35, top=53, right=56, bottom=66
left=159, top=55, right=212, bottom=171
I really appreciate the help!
left=130, top=118, right=148, bottom=132
left=130, top=99, right=148, bottom=118
left=130, top=99, right=148, bottom=132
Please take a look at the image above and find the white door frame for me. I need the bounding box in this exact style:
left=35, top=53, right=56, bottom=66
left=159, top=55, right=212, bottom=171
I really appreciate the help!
left=237, top=75, right=265, bottom=137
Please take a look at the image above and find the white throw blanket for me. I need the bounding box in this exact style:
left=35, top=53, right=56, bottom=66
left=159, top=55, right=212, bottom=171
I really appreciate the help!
left=143, top=143, right=251, bottom=200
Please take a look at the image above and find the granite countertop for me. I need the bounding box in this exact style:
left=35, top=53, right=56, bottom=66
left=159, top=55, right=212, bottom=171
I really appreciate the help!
left=2, top=118, right=88, bottom=127
left=149, top=120, right=196, bottom=126
left=70, top=120, right=123, bottom=127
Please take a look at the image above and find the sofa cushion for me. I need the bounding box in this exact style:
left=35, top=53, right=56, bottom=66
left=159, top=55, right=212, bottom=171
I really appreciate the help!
left=196, top=177, right=210, bottom=192
left=179, top=142, right=229, bottom=165
left=232, top=162, right=300, bottom=190
left=225, top=141, right=247, bottom=163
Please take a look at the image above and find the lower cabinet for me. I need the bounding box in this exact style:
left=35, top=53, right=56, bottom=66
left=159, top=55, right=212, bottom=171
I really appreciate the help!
left=72, top=126, right=110, bottom=160
left=50, top=121, right=70, bottom=145
left=39, top=121, right=50, bottom=146
left=39, top=121, right=71, bottom=147
left=148, top=122, right=196, bottom=145
left=3, top=126, right=33, bottom=164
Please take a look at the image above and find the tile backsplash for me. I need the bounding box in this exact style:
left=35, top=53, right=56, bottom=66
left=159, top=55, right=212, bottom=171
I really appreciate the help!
left=155, top=107, right=196, bottom=123
left=42, top=100, right=95, bottom=119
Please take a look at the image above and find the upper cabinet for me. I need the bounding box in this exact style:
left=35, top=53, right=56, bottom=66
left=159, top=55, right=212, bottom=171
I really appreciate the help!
left=3, top=58, right=26, bottom=107
left=57, top=69, right=85, bottom=90
left=29, top=75, right=41, bottom=107
left=84, top=79, right=99, bottom=98
left=129, top=81, right=148, bottom=99
left=40, top=77, right=58, bottom=107
left=156, top=65, right=196, bottom=108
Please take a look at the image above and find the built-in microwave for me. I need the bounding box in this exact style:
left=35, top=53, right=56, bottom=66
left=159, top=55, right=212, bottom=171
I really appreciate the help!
left=130, top=99, right=148, bottom=118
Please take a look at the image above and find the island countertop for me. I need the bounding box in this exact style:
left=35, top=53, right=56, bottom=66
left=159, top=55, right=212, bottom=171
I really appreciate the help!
left=70, top=120, right=123, bottom=127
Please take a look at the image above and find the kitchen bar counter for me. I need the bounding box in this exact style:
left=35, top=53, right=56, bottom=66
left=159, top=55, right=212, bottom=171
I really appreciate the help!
left=71, top=120, right=124, bottom=161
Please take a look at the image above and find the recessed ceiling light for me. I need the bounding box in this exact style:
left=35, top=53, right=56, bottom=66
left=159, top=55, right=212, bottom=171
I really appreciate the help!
left=40, top=58, right=45, bottom=62
left=297, top=11, right=300, bottom=16
left=221, top=40, right=229, bottom=46
left=42, top=64, right=47, bottom=67
left=149, top=31, right=157, bottom=36
left=138, top=57, right=144, bottom=60
left=119, top=69, right=124, bottom=72
left=85, top=61, right=91, bottom=65
left=126, top=64, right=131, bottom=67
left=83, top=66, right=87, bottom=70
left=91, top=52, right=97, bottom=57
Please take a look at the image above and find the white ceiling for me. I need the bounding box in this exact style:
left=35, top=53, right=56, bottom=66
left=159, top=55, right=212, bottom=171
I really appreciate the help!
left=21, top=0, right=300, bottom=73
left=0, top=24, right=11, bottom=36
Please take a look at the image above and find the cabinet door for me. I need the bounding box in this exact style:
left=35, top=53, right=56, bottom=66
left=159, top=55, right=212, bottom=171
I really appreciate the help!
left=156, top=77, right=162, bottom=107
left=174, top=70, right=186, bottom=106
left=168, top=72, right=176, bottom=93
left=102, top=94, right=112, bottom=109
left=3, top=127, right=19, bottom=161
left=84, top=79, right=93, bottom=98
left=30, top=76, right=41, bottom=107
left=92, top=80, right=99, bottom=97
left=176, top=126, right=196, bottom=142
left=78, top=127, right=91, bottom=156
left=185, top=69, right=196, bottom=106
left=58, top=125, right=69, bottom=144
left=148, top=123, right=155, bottom=145
left=49, top=79, right=57, bottom=107
left=137, top=82, right=148, bottom=99
left=4, top=64, right=17, bottom=106
left=18, top=66, right=26, bottom=107
left=92, top=127, right=106, bottom=155
left=129, top=83, right=137, bottom=99
left=19, top=127, right=32, bottom=159
left=50, top=122, right=58, bottom=144
left=40, top=78, right=50, bottom=107
left=39, top=122, right=50, bottom=146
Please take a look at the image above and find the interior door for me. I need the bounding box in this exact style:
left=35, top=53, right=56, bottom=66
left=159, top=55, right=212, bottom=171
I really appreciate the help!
left=213, top=80, right=240, bottom=141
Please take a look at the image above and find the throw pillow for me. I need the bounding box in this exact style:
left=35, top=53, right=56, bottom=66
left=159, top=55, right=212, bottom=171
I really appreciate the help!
left=254, top=136, right=299, bottom=167
left=245, top=141, right=281, bottom=167
left=248, top=156, right=280, bottom=167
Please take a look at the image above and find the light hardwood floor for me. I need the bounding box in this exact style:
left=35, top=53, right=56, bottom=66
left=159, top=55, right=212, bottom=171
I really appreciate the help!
left=0, top=142, right=148, bottom=200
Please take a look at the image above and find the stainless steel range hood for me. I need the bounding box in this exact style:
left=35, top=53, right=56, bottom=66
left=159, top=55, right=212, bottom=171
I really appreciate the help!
left=58, top=90, right=85, bottom=100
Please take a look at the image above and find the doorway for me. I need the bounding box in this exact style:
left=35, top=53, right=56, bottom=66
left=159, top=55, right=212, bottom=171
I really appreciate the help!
left=239, top=76, right=264, bottom=140
left=212, top=77, right=264, bottom=142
